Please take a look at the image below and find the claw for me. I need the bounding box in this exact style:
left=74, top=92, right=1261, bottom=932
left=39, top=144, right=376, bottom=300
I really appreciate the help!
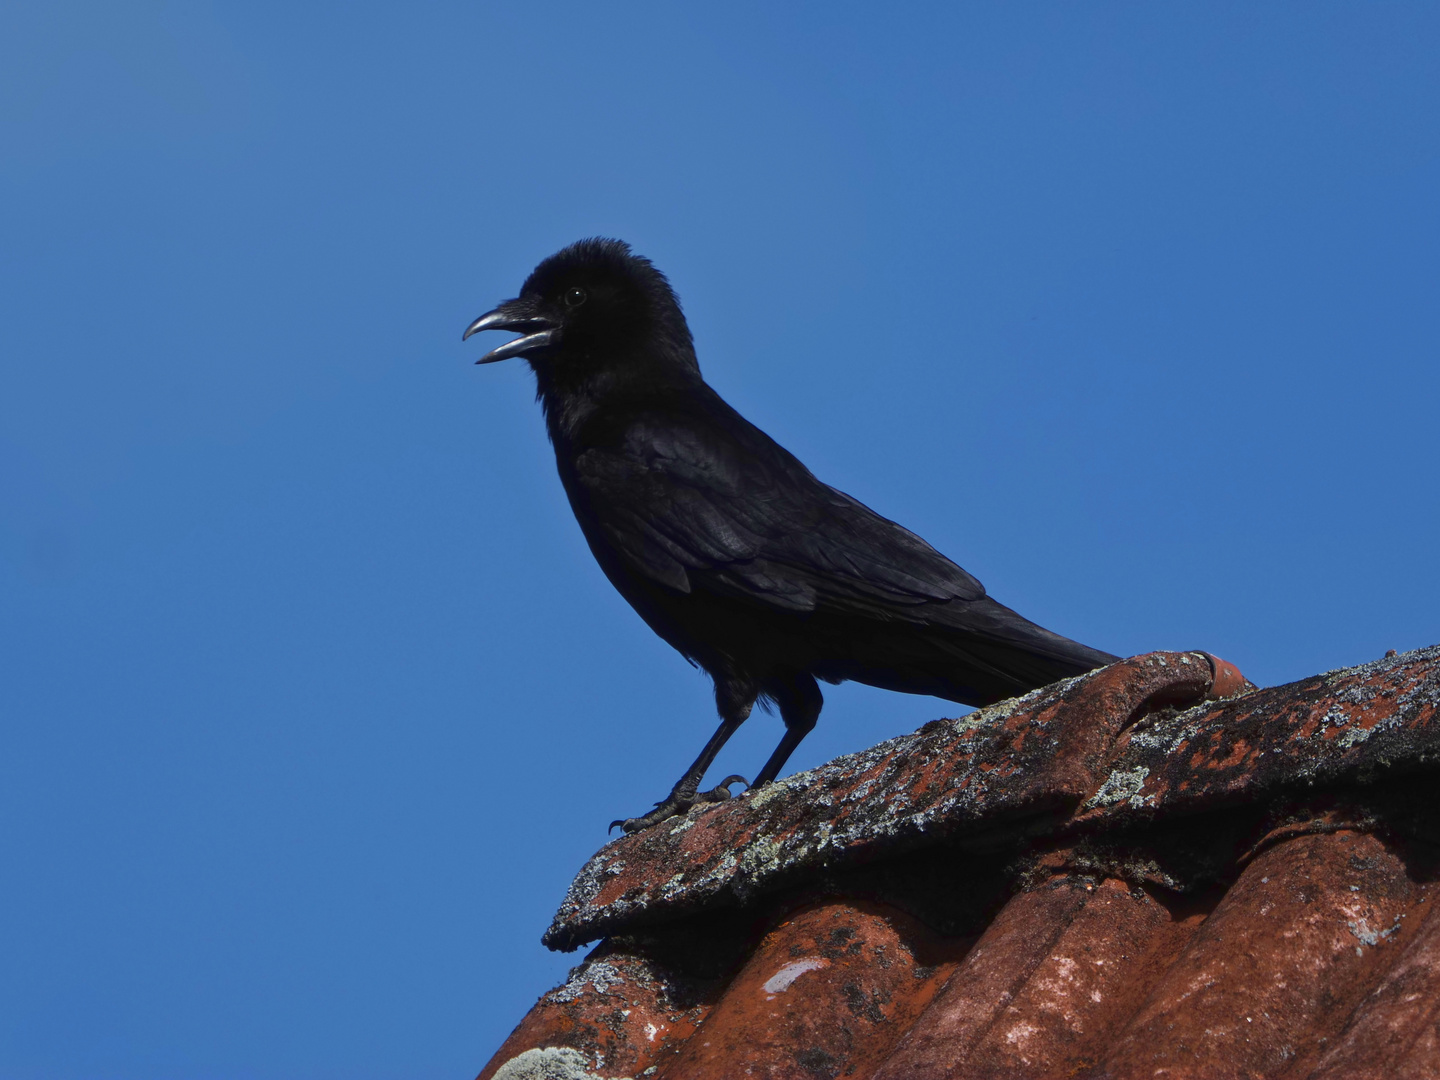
left=698, top=775, right=749, bottom=802
left=608, top=775, right=751, bottom=835
left=610, top=795, right=678, bottom=833
left=609, top=792, right=703, bottom=834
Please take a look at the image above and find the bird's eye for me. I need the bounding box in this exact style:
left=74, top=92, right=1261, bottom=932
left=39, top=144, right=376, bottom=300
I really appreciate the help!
left=565, top=286, right=588, bottom=308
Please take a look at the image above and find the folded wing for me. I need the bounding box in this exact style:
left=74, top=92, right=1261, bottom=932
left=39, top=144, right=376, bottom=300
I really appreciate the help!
left=571, top=406, right=985, bottom=619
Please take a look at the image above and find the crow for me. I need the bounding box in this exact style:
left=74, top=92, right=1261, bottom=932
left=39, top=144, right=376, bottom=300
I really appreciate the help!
left=465, top=239, right=1118, bottom=833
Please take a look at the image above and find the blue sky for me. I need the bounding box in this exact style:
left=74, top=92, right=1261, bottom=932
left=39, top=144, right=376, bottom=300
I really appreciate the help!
left=2, top=3, right=1438, bottom=1077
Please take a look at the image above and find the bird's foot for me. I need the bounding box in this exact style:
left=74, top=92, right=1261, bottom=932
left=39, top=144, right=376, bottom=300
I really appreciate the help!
left=609, top=775, right=748, bottom=835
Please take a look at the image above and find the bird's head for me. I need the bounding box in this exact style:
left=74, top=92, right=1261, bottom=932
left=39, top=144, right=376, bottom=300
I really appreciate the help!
left=464, top=239, right=697, bottom=377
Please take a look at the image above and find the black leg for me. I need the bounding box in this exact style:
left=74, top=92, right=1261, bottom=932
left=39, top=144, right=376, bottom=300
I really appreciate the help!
left=752, top=673, right=823, bottom=788
left=609, top=681, right=755, bottom=834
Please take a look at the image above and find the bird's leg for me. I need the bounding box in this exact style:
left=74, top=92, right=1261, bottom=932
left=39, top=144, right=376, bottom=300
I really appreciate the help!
left=751, top=673, right=823, bottom=788
left=610, top=688, right=754, bottom=834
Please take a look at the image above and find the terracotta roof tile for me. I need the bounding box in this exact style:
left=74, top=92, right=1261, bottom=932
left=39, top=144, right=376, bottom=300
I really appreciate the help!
left=480, top=644, right=1440, bottom=1079
left=659, top=899, right=965, bottom=1079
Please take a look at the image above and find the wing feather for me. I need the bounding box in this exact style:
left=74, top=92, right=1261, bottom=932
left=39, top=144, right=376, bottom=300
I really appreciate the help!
left=571, top=410, right=984, bottom=619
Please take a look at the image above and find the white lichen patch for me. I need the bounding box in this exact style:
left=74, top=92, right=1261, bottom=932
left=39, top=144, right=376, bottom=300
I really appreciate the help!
left=1085, top=766, right=1153, bottom=809
left=747, top=775, right=807, bottom=810
left=736, top=836, right=787, bottom=879
left=546, top=960, right=626, bottom=1004
left=1346, top=913, right=1402, bottom=948
left=492, top=1046, right=618, bottom=1080
left=1004, top=1019, right=1040, bottom=1048
left=1334, top=724, right=1374, bottom=749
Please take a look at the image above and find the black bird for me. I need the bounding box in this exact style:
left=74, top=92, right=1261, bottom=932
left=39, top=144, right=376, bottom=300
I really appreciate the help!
left=465, top=239, right=1118, bottom=833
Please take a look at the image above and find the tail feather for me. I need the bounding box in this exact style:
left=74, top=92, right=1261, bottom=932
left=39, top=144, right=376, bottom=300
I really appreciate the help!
left=933, top=595, right=1117, bottom=704
left=819, top=595, right=1118, bottom=708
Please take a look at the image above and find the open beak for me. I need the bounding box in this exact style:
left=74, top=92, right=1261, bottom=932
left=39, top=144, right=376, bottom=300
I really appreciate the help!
left=462, top=300, right=557, bottom=364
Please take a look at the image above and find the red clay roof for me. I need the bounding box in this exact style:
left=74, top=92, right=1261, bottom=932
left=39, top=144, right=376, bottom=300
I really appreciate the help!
left=479, top=645, right=1440, bottom=1079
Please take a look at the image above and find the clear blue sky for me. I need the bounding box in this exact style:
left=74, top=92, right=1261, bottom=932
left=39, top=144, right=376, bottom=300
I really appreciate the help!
left=2, top=3, right=1438, bottom=1077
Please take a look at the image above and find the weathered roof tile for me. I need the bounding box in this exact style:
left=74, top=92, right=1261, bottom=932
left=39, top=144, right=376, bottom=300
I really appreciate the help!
left=545, top=650, right=1232, bottom=951
left=482, top=644, right=1440, bottom=1079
